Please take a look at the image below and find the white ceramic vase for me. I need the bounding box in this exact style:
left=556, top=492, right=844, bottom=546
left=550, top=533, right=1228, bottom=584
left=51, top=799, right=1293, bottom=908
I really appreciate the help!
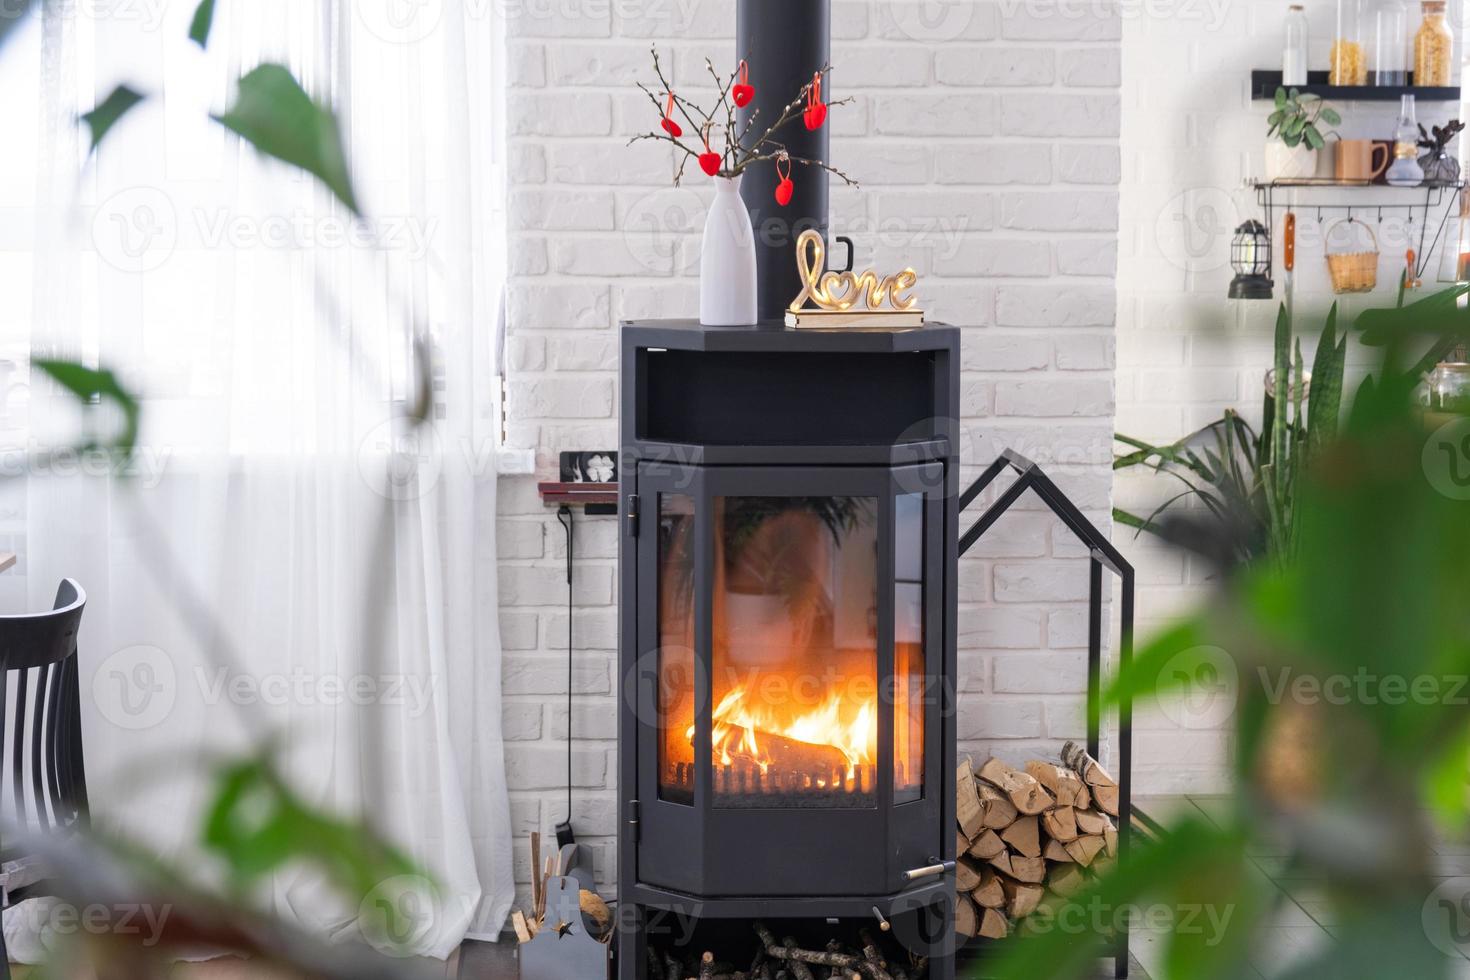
left=1264, top=140, right=1318, bottom=180
left=700, top=175, right=758, bottom=326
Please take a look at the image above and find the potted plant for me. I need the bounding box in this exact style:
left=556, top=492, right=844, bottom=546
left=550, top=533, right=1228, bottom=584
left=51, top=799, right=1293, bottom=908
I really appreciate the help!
left=1265, top=86, right=1340, bottom=180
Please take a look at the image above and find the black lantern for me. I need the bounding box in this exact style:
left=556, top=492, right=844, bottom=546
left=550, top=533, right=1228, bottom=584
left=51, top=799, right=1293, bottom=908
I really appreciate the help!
left=1228, top=219, right=1274, bottom=299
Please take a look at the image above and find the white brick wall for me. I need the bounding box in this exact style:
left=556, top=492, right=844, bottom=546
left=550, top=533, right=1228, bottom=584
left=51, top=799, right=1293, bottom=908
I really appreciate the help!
left=1117, top=0, right=1460, bottom=792
left=498, top=0, right=1122, bottom=908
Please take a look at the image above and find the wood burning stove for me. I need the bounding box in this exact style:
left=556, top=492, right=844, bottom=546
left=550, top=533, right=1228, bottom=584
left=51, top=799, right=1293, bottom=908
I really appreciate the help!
left=617, top=320, right=960, bottom=979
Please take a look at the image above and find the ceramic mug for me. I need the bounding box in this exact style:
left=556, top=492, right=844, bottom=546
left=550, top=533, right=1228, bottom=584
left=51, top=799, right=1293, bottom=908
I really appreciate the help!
left=1335, top=139, right=1391, bottom=182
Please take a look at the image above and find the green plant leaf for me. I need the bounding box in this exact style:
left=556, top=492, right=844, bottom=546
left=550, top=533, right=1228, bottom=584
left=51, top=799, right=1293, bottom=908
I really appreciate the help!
left=1304, top=125, right=1325, bottom=150
left=213, top=64, right=360, bottom=216
left=81, top=85, right=145, bottom=154
left=203, top=753, right=421, bottom=903
left=33, top=358, right=140, bottom=457
left=1275, top=86, right=1287, bottom=109
left=1306, top=305, right=1345, bottom=455
left=1319, top=106, right=1341, bottom=125
left=188, top=0, right=216, bottom=48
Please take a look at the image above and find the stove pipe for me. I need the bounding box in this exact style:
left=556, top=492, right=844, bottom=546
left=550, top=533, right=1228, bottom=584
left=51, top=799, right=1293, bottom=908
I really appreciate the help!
left=737, top=0, right=830, bottom=323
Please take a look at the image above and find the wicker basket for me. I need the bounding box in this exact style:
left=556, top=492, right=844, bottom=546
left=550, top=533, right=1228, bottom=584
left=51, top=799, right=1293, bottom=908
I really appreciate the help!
left=1323, top=217, right=1379, bottom=294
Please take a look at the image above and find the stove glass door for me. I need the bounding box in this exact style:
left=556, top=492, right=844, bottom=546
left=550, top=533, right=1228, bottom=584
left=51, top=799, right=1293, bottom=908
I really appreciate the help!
left=707, top=494, right=879, bottom=808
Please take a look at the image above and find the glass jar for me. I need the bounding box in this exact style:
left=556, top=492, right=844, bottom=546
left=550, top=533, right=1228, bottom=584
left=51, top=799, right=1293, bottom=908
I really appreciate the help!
left=1284, top=5, right=1310, bottom=85
left=1374, top=0, right=1410, bottom=84
left=1332, top=0, right=1368, bottom=84
left=1414, top=0, right=1453, bottom=85
left=1386, top=94, right=1426, bottom=185
left=1425, top=357, right=1470, bottom=413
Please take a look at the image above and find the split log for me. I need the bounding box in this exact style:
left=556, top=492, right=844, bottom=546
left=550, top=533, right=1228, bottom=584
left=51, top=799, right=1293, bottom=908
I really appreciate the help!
left=967, top=829, right=1005, bottom=861
left=972, top=868, right=1006, bottom=909
left=1000, top=814, right=1040, bottom=858
left=1041, top=806, right=1078, bottom=843
left=1063, top=834, right=1106, bottom=868
left=1060, top=741, right=1119, bottom=816
left=978, top=757, right=1053, bottom=815
left=1104, top=826, right=1118, bottom=858
left=1026, top=761, right=1091, bottom=809
left=1049, top=863, right=1088, bottom=898
left=955, top=856, right=983, bottom=893
left=957, top=758, right=986, bottom=839
left=702, top=952, right=717, bottom=980
left=1000, top=878, right=1045, bottom=919
left=986, top=850, right=1014, bottom=878
left=979, top=908, right=1009, bottom=939
left=511, top=910, right=533, bottom=944
left=1009, top=855, right=1047, bottom=884
left=954, top=896, right=979, bottom=939
left=1043, top=838, right=1074, bottom=863
left=956, top=830, right=969, bottom=857
left=1074, top=807, right=1111, bottom=837
left=977, top=783, right=1018, bottom=830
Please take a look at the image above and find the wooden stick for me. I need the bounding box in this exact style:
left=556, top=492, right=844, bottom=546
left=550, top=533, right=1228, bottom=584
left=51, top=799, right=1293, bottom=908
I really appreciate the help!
left=529, top=832, right=542, bottom=919
left=957, top=758, right=985, bottom=839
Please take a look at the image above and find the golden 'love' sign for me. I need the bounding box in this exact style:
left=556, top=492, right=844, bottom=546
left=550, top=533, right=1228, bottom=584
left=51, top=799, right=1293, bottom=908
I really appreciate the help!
left=785, top=229, right=924, bottom=330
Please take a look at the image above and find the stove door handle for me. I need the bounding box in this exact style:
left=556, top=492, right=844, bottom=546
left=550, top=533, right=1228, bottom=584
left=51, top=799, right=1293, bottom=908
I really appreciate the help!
left=900, top=858, right=955, bottom=883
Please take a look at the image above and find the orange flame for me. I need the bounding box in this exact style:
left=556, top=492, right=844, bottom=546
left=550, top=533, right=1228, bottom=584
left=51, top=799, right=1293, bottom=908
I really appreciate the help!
left=687, top=684, right=876, bottom=779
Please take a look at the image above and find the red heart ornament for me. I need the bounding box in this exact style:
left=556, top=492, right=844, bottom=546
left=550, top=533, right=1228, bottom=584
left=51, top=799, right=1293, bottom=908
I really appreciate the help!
left=733, top=60, right=754, bottom=108
left=699, top=152, right=721, bottom=176
left=774, top=153, right=794, bottom=206
left=661, top=91, right=682, bottom=138
left=803, top=102, right=827, bottom=131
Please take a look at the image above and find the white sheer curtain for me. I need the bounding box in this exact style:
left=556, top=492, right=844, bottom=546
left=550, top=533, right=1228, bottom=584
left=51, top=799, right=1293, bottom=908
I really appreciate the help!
left=3, top=0, right=511, bottom=959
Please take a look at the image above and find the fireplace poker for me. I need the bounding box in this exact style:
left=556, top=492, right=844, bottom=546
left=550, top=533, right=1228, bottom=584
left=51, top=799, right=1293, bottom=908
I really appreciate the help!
left=555, top=504, right=576, bottom=848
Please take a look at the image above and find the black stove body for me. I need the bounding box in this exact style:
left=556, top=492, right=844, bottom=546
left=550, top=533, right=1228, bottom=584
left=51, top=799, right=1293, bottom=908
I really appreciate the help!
left=616, top=320, right=961, bottom=978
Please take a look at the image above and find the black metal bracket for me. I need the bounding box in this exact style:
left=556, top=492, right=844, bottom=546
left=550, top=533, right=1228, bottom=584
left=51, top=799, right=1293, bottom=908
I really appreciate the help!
left=958, top=450, right=1135, bottom=980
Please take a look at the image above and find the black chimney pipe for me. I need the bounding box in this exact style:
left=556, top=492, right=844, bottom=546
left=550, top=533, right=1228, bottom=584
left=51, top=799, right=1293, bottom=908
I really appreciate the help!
left=737, top=0, right=830, bottom=324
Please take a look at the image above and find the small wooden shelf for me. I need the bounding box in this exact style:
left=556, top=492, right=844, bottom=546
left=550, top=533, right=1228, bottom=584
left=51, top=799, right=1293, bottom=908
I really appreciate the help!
left=1251, top=69, right=1460, bottom=102
left=537, top=481, right=618, bottom=507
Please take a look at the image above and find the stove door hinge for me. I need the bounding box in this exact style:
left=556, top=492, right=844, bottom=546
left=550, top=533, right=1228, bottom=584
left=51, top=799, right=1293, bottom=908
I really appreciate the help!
left=628, top=799, right=641, bottom=844
left=626, top=493, right=640, bottom=537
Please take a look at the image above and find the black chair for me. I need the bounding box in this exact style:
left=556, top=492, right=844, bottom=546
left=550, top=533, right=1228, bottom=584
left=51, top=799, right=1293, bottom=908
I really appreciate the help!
left=0, top=579, right=89, bottom=978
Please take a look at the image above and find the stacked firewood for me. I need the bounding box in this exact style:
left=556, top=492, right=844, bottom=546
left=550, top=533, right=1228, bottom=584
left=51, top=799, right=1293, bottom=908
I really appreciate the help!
left=953, top=741, right=1120, bottom=941
left=648, top=922, right=930, bottom=980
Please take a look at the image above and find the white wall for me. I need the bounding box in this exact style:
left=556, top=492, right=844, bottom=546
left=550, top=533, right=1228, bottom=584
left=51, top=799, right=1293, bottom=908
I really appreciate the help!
left=497, top=0, right=1124, bottom=908
left=1117, top=0, right=1460, bottom=792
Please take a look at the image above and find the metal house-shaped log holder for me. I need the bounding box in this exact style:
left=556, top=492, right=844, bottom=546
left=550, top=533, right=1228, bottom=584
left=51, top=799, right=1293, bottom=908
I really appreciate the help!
left=956, top=449, right=1135, bottom=979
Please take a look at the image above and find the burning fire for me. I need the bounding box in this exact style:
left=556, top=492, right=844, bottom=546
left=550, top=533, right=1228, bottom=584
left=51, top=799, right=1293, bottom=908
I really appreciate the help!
left=687, top=684, right=876, bottom=780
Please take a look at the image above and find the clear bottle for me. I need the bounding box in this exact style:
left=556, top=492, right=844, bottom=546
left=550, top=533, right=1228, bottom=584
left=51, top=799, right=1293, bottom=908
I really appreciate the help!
left=1386, top=93, right=1426, bottom=185
left=1284, top=5, right=1310, bottom=86
left=1331, top=0, right=1367, bottom=84
left=1373, top=0, right=1409, bottom=84
left=1414, top=0, right=1453, bottom=85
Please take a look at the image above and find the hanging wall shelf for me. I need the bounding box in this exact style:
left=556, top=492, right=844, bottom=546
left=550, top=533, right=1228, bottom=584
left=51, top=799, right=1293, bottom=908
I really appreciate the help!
left=1251, top=70, right=1460, bottom=102
left=1246, top=179, right=1466, bottom=281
